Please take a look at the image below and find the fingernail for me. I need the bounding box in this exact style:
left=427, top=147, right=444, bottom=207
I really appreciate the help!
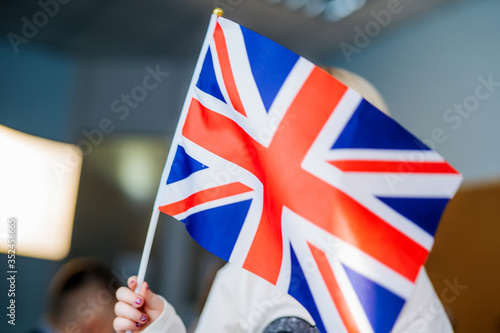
left=135, top=297, right=142, bottom=305
left=136, top=322, right=141, bottom=328
left=129, top=279, right=136, bottom=287
left=140, top=314, right=147, bottom=323
left=146, top=284, right=149, bottom=290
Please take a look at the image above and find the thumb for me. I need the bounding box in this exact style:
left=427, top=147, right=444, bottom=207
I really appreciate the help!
left=139, top=281, right=164, bottom=314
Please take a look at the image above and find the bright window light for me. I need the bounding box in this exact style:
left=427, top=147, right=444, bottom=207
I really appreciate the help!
left=0, top=125, right=82, bottom=260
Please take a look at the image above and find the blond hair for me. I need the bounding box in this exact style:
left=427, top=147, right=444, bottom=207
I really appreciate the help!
left=320, top=66, right=390, bottom=116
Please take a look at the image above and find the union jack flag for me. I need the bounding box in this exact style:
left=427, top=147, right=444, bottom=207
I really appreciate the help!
left=156, top=15, right=462, bottom=332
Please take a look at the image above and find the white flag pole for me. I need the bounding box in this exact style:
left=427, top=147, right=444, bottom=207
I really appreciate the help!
left=125, top=10, right=223, bottom=333
left=124, top=209, right=159, bottom=333
left=134, top=209, right=160, bottom=293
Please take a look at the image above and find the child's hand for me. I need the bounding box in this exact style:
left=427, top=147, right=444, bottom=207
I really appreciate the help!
left=113, top=276, right=165, bottom=332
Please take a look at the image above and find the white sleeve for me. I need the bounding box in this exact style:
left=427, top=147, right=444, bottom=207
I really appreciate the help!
left=392, top=268, right=453, bottom=333
left=194, top=263, right=315, bottom=332
left=194, top=264, right=452, bottom=332
left=142, top=296, right=187, bottom=333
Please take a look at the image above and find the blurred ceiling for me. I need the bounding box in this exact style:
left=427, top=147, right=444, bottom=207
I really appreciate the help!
left=1, top=0, right=457, bottom=60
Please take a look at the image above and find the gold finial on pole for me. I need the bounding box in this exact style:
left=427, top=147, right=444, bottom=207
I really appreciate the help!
left=213, top=8, right=224, bottom=17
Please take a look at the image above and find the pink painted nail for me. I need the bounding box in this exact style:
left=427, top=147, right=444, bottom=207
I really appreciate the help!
left=140, top=314, right=147, bottom=323
left=135, top=297, right=142, bottom=305
left=136, top=322, right=141, bottom=328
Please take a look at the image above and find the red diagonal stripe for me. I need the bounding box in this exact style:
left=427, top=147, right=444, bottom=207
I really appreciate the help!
left=182, top=98, right=260, bottom=177
left=328, top=188, right=427, bottom=282
left=309, top=243, right=360, bottom=333
left=183, top=69, right=428, bottom=283
left=213, top=23, right=246, bottom=117
left=329, top=160, right=459, bottom=174
left=240, top=67, right=348, bottom=283
left=159, top=182, right=252, bottom=217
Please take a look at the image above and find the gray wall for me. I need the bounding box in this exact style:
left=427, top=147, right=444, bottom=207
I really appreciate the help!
left=1, top=0, right=499, bottom=331
left=324, top=0, right=500, bottom=182
left=71, top=57, right=191, bottom=137
left=0, top=41, right=75, bottom=142
left=0, top=42, right=76, bottom=331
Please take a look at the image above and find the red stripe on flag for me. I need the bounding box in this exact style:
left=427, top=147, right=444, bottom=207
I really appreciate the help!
left=241, top=68, right=349, bottom=284
left=182, top=69, right=427, bottom=284
left=213, top=23, right=246, bottom=117
left=309, top=243, right=360, bottom=333
left=159, top=182, right=253, bottom=217
left=182, top=98, right=260, bottom=177
left=328, top=160, right=459, bottom=174
left=328, top=188, right=428, bottom=282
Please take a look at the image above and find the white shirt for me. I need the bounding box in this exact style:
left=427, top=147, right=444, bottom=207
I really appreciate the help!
left=145, top=264, right=453, bottom=333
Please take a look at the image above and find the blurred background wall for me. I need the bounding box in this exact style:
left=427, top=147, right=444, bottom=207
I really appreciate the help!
left=0, top=0, right=499, bottom=331
left=324, top=0, right=500, bottom=182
